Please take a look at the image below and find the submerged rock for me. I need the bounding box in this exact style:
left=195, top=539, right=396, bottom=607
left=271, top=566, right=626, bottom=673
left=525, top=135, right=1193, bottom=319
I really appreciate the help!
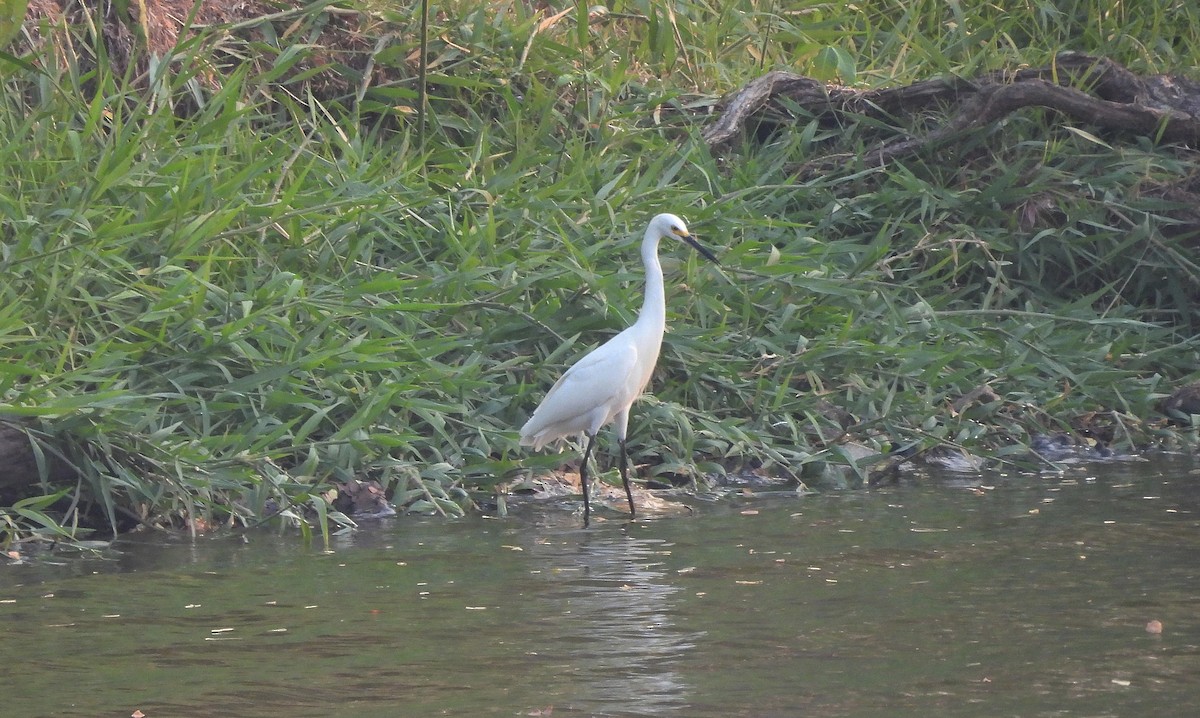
left=334, top=480, right=396, bottom=519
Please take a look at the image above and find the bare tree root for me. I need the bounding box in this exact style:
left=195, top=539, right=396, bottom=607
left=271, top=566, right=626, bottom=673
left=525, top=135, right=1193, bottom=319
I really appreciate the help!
left=702, top=53, right=1200, bottom=174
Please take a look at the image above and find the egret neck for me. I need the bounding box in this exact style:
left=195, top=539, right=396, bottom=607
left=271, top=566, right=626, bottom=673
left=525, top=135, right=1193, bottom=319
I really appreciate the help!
left=632, top=225, right=669, bottom=389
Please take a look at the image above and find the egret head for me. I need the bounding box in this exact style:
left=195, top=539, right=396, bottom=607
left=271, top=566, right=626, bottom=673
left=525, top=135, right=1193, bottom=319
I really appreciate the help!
left=648, top=213, right=719, bottom=264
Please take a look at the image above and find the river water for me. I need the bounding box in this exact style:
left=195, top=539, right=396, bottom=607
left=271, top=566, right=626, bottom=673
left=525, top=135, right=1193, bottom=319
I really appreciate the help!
left=3, top=454, right=1199, bottom=717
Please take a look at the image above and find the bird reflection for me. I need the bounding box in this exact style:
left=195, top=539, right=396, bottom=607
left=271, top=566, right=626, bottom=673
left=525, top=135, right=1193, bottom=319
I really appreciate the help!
left=523, top=525, right=701, bottom=716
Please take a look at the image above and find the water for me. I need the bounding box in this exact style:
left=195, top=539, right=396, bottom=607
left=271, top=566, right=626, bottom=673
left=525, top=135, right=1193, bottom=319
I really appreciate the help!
left=3, top=455, right=1199, bottom=717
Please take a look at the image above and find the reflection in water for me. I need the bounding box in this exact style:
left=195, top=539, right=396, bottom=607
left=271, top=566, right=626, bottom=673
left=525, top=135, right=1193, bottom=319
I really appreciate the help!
left=523, top=526, right=700, bottom=715
left=3, top=456, right=1200, bottom=717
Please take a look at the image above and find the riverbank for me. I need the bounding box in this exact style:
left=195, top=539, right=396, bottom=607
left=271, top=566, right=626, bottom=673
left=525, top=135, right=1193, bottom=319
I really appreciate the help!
left=2, top=1, right=1198, bottom=542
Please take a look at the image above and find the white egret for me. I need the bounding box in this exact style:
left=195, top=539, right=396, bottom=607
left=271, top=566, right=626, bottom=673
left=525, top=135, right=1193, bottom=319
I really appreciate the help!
left=519, top=213, right=718, bottom=525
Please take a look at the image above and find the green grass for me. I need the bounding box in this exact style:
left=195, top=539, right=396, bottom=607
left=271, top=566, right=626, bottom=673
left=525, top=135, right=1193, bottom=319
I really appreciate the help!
left=2, top=0, right=1199, bottom=543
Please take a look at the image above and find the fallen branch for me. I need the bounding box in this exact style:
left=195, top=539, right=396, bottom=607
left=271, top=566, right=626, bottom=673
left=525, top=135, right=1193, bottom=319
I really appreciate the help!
left=703, top=53, right=1200, bottom=169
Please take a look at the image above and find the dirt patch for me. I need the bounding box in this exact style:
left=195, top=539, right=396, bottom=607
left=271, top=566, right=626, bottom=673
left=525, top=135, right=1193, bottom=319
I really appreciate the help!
left=22, top=0, right=388, bottom=95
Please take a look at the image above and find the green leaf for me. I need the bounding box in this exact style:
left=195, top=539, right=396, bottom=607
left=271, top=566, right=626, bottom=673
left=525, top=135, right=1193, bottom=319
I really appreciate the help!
left=0, top=0, right=28, bottom=53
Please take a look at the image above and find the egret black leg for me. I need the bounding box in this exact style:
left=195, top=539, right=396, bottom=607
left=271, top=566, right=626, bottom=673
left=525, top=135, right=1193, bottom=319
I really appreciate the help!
left=580, top=433, right=598, bottom=527
left=618, top=438, right=635, bottom=519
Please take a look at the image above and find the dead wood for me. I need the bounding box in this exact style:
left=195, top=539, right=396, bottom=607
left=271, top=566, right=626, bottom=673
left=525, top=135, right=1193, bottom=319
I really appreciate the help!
left=703, top=53, right=1200, bottom=172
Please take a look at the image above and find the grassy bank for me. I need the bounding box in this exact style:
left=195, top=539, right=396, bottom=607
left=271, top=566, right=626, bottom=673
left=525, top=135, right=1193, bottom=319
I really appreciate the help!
left=2, top=0, right=1199, bottom=543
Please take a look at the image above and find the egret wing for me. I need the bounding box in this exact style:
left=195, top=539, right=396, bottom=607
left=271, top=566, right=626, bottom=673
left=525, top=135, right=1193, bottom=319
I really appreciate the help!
left=520, top=335, right=642, bottom=446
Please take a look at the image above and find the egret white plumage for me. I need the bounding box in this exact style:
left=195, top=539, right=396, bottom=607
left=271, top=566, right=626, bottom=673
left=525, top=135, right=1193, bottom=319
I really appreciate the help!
left=519, top=213, right=718, bottom=525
